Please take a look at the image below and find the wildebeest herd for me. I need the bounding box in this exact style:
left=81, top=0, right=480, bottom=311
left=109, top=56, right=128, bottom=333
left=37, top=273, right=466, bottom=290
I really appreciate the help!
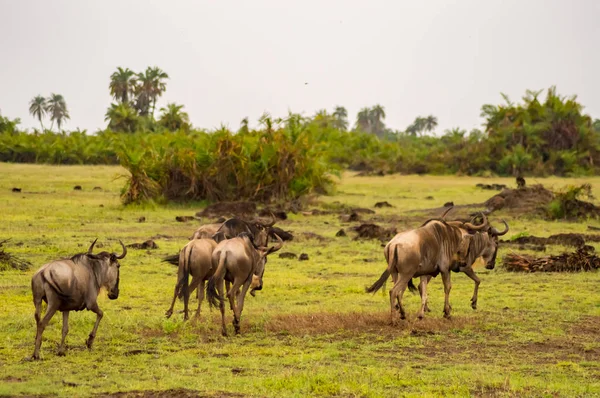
left=29, top=208, right=508, bottom=359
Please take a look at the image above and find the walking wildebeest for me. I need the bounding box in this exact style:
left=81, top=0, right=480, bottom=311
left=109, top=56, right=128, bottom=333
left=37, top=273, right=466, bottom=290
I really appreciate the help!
left=414, top=219, right=509, bottom=315
left=366, top=217, right=488, bottom=323
left=206, top=232, right=283, bottom=336
left=30, top=239, right=126, bottom=360
left=165, top=238, right=217, bottom=321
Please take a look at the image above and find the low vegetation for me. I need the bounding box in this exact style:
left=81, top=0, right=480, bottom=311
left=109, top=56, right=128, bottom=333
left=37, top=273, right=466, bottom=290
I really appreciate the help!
left=0, top=164, right=598, bottom=397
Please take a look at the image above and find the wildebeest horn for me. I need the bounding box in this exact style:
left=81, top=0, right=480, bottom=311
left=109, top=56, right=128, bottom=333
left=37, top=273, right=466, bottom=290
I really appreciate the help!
left=463, top=212, right=488, bottom=231
left=115, top=240, right=127, bottom=259
left=267, top=233, right=283, bottom=254
left=88, top=238, right=98, bottom=254
left=440, top=206, right=453, bottom=219
left=264, top=212, right=276, bottom=227
left=490, top=220, right=509, bottom=236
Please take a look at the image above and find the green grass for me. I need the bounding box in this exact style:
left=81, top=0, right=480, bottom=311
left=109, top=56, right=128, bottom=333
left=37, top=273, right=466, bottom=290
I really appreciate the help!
left=0, top=163, right=599, bottom=397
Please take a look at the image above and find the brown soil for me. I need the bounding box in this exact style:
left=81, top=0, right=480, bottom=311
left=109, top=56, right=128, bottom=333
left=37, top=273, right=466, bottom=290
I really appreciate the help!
left=351, top=223, right=397, bottom=241
left=503, top=233, right=586, bottom=247
left=503, top=245, right=600, bottom=272
left=127, top=240, right=158, bottom=250
left=96, top=389, right=244, bottom=398
left=484, top=184, right=554, bottom=214
left=175, top=216, right=197, bottom=222
left=0, top=239, right=31, bottom=270
left=196, top=202, right=257, bottom=218
left=278, top=252, right=297, bottom=259
left=269, top=227, right=293, bottom=241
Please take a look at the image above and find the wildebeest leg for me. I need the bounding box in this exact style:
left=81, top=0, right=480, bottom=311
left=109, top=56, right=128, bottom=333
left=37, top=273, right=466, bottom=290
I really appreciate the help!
left=57, top=311, right=69, bottom=356
left=32, top=300, right=59, bottom=360
left=226, top=280, right=234, bottom=311
left=462, top=268, right=481, bottom=310
left=86, top=303, right=103, bottom=349
left=393, top=275, right=413, bottom=321
left=165, top=284, right=179, bottom=319
left=193, top=280, right=205, bottom=320
left=216, top=280, right=228, bottom=337
left=441, top=271, right=452, bottom=318
left=183, top=276, right=201, bottom=321
left=416, top=277, right=430, bottom=320
left=418, top=275, right=433, bottom=313
left=388, top=270, right=399, bottom=323
left=227, top=280, right=244, bottom=332
left=233, top=282, right=251, bottom=335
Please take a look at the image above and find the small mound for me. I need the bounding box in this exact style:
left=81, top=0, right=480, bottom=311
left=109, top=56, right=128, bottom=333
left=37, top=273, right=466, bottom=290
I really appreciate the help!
left=503, top=245, right=600, bottom=272
left=484, top=184, right=554, bottom=214
left=352, top=223, right=397, bottom=241
left=503, top=233, right=585, bottom=247
left=269, top=227, right=293, bottom=241
left=0, top=239, right=31, bottom=271
left=127, top=240, right=158, bottom=250
left=196, top=201, right=257, bottom=218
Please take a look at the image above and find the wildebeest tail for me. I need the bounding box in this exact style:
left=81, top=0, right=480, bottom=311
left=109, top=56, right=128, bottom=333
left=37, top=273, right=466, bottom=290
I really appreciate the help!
left=407, top=279, right=418, bottom=294
left=366, top=269, right=390, bottom=294
left=207, top=251, right=227, bottom=308
left=162, top=254, right=179, bottom=266
left=177, top=246, right=192, bottom=301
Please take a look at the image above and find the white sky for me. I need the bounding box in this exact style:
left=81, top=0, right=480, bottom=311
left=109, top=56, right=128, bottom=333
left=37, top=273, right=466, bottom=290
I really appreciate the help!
left=1, top=0, right=599, bottom=133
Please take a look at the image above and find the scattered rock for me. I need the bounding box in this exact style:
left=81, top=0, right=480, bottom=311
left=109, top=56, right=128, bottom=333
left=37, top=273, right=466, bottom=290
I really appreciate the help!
left=138, top=216, right=146, bottom=223
left=99, top=204, right=104, bottom=208
left=374, top=201, right=393, bottom=208
left=425, top=196, right=434, bottom=200
left=93, top=186, right=103, bottom=191
left=269, top=227, right=293, bottom=241
left=127, top=240, right=158, bottom=250
left=339, top=212, right=360, bottom=222
left=443, top=201, right=454, bottom=207
left=336, top=229, right=347, bottom=237
left=73, top=185, right=82, bottom=191
left=175, top=216, right=196, bottom=222
left=299, top=253, right=309, bottom=261
left=279, top=252, right=297, bottom=259
left=11, top=187, right=21, bottom=192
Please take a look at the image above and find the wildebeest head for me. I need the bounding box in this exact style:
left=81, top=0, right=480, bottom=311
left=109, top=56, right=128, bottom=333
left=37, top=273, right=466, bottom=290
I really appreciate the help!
left=456, top=220, right=509, bottom=270
left=84, top=239, right=127, bottom=299
left=250, top=233, right=283, bottom=293
left=251, top=213, right=276, bottom=247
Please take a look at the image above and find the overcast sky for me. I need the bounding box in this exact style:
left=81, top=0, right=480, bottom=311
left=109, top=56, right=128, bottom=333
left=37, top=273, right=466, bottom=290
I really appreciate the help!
left=1, top=0, right=599, bottom=133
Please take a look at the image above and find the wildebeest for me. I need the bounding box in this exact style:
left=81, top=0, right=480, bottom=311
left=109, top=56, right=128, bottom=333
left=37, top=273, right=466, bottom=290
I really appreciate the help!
left=30, top=239, right=126, bottom=360
left=189, top=223, right=223, bottom=240
left=366, top=217, right=488, bottom=322
left=415, top=219, right=509, bottom=314
left=214, top=215, right=276, bottom=248
left=165, top=238, right=217, bottom=321
left=207, top=232, right=283, bottom=336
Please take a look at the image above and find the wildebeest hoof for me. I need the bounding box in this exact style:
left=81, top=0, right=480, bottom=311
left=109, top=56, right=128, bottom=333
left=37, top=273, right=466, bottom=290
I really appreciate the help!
left=29, top=354, right=40, bottom=361
left=86, top=336, right=94, bottom=349
left=165, top=310, right=173, bottom=318
left=57, top=349, right=66, bottom=357
left=417, top=314, right=424, bottom=320
left=443, top=312, right=451, bottom=319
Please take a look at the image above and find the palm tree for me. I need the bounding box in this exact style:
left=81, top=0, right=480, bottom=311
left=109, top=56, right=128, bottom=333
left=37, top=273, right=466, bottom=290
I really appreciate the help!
left=158, top=103, right=190, bottom=131
left=370, top=104, right=386, bottom=137
left=423, top=115, right=438, bottom=134
left=109, top=67, right=136, bottom=104
left=105, top=103, right=140, bottom=133
left=29, top=95, right=47, bottom=131
left=46, top=93, right=70, bottom=131
left=355, top=107, right=371, bottom=133
left=332, top=106, right=348, bottom=130
left=239, top=117, right=250, bottom=134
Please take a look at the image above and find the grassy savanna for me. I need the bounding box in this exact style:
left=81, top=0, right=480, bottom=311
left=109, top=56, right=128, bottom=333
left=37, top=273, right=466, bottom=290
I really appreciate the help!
left=0, top=163, right=599, bottom=397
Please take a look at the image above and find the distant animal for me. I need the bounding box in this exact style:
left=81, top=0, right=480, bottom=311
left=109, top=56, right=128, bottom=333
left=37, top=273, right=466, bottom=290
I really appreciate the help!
left=207, top=233, right=283, bottom=336
left=366, top=216, right=488, bottom=322
left=30, top=239, right=126, bottom=360
left=517, top=176, right=526, bottom=188
left=165, top=238, right=217, bottom=321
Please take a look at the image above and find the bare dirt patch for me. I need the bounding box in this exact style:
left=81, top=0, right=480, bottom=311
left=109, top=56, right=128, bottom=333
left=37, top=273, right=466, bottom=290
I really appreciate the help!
left=196, top=202, right=257, bottom=218
left=97, top=389, right=245, bottom=398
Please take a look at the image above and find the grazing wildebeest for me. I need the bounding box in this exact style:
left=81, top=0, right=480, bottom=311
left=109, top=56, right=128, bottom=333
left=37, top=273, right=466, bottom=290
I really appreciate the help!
left=215, top=215, right=276, bottom=248
left=165, top=238, right=217, bottom=321
left=206, top=233, right=283, bottom=336
left=30, top=239, right=126, bottom=360
left=189, top=223, right=223, bottom=240
left=366, top=217, right=488, bottom=323
left=415, top=219, right=509, bottom=314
